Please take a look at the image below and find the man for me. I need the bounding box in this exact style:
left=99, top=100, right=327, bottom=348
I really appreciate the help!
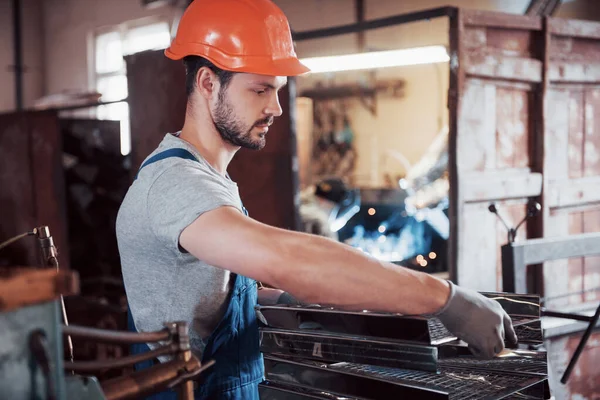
left=116, top=0, right=517, bottom=399
left=299, top=178, right=360, bottom=239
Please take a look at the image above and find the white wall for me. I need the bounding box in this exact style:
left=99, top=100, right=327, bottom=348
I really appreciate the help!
left=42, top=0, right=182, bottom=96
left=0, top=0, right=44, bottom=113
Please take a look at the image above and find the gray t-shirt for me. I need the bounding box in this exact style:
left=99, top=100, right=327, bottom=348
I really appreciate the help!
left=116, top=132, right=244, bottom=359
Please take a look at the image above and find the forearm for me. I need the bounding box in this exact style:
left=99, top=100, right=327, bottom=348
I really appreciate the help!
left=271, top=230, right=450, bottom=315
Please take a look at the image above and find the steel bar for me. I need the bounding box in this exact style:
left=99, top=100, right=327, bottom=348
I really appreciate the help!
left=64, top=345, right=174, bottom=373
left=63, top=324, right=171, bottom=344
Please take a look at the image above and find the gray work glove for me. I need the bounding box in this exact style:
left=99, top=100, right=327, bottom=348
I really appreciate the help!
left=435, top=281, right=518, bottom=359
left=277, top=292, right=302, bottom=305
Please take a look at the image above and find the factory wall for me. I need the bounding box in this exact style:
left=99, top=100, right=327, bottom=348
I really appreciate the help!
left=1, top=0, right=599, bottom=184
left=0, top=0, right=44, bottom=112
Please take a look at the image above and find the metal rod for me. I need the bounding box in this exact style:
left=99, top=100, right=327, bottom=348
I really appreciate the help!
left=355, top=0, right=365, bottom=51
left=293, top=6, right=454, bottom=41
left=560, top=304, right=600, bottom=384
left=541, top=287, right=600, bottom=303
left=63, top=324, right=171, bottom=344
left=36, top=226, right=75, bottom=365
left=100, top=358, right=208, bottom=400
left=541, top=309, right=593, bottom=322
left=64, top=345, right=174, bottom=373
left=0, top=231, right=35, bottom=251
left=12, top=0, right=23, bottom=110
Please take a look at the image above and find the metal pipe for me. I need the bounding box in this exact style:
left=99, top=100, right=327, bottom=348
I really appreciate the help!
left=561, top=304, right=600, bottom=384
left=63, top=324, right=171, bottom=344
left=64, top=345, right=175, bottom=373
left=100, top=357, right=206, bottom=400
left=293, top=6, right=454, bottom=41
left=36, top=226, right=74, bottom=364
left=12, top=0, right=23, bottom=110
left=541, top=309, right=593, bottom=322
left=0, top=231, right=35, bottom=251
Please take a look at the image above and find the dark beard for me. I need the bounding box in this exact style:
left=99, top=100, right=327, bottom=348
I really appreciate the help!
left=213, top=89, right=271, bottom=150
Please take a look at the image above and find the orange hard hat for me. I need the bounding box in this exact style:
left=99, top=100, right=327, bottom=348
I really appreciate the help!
left=165, top=0, right=310, bottom=77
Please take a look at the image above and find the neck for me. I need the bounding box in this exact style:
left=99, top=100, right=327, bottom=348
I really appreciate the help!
left=179, top=104, right=239, bottom=175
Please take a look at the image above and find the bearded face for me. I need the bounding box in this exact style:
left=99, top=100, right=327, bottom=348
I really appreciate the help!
left=209, top=73, right=287, bottom=150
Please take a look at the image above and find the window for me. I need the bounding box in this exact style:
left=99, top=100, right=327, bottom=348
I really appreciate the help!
left=94, top=21, right=171, bottom=155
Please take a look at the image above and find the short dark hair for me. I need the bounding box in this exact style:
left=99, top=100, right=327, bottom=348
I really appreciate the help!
left=183, top=55, right=236, bottom=96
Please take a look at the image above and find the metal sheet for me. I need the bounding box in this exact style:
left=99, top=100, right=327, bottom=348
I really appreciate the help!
left=263, top=355, right=548, bottom=400
left=263, top=356, right=448, bottom=400
left=260, top=328, right=439, bottom=372
left=0, top=301, right=66, bottom=399
left=256, top=305, right=456, bottom=345
left=0, top=111, right=69, bottom=268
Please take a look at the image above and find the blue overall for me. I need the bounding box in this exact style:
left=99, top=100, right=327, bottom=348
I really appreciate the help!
left=127, top=148, right=263, bottom=399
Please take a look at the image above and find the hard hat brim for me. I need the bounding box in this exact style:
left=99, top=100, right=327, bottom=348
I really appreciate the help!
left=165, top=45, right=311, bottom=77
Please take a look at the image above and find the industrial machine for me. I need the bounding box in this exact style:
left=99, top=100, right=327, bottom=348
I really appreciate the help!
left=255, top=295, right=550, bottom=399
left=0, top=226, right=213, bottom=400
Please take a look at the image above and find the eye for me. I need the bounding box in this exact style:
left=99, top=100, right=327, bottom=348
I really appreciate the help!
left=255, top=90, right=266, bottom=96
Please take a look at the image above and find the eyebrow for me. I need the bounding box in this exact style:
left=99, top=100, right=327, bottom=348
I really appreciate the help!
left=254, top=81, right=288, bottom=90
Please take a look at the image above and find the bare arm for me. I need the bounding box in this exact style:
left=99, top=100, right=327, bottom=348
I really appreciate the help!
left=180, top=206, right=450, bottom=315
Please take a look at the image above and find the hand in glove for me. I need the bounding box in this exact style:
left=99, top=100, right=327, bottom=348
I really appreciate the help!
left=435, top=281, right=518, bottom=358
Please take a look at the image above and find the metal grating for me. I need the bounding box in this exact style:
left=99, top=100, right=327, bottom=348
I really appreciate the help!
left=427, top=318, right=455, bottom=343
left=439, top=357, right=547, bottom=375
left=514, top=323, right=543, bottom=342
left=329, top=363, right=543, bottom=400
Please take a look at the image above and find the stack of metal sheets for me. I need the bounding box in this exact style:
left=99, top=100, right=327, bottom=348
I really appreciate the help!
left=256, top=293, right=549, bottom=399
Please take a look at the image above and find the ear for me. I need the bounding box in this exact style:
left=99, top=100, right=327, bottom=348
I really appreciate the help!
left=195, top=67, right=219, bottom=100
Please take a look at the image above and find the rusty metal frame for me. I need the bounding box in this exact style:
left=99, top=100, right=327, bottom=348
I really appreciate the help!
left=501, top=232, right=600, bottom=293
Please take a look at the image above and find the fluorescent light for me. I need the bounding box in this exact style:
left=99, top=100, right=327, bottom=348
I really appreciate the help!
left=300, top=45, right=449, bottom=74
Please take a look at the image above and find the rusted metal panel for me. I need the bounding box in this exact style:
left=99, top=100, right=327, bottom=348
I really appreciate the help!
left=486, top=28, right=537, bottom=57
left=568, top=90, right=586, bottom=178
left=568, top=212, right=585, bottom=305
left=0, top=111, right=69, bottom=269
left=125, top=51, right=300, bottom=230
left=548, top=16, right=600, bottom=39
left=456, top=81, right=496, bottom=173
left=547, top=177, right=600, bottom=208
left=453, top=19, right=541, bottom=290
left=549, top=36, right=600, bottom=62
left=496, top=88, right=530, bottom=168
left=457, top=202, right=497, bottom=289
left=548, top=63, right=600, bottom=83
left=584, top=89, right=600, bottom=176
left=464, top=52, right=543, bottom=83
left=546, top=332, right=600, bottom=399
left=462, top=9, right=542, bottom=31
left=544, top=18, right=600, bottom=312
left=461, top=170, right=542, bottom=203
left=582, top=208, right=600, bottom=303
left=451, top=12, right=600, bottom=395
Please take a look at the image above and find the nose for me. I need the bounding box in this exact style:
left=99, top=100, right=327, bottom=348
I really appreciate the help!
left=264, top=91, right=283, bottom=117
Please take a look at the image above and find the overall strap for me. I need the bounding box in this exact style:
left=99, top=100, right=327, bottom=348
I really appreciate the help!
left=135, top=148, right=197, bottom=179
